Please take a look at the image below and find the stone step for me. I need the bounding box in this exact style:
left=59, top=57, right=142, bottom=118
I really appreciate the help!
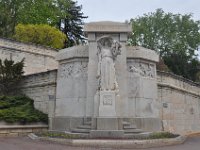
left=71, top=128, right=90, bottom=133
left=64, top=131, right=89, bottom=138
left=77, top=125, right=92, bottom=129
left=83, top=121, right=92, bottom=126
left=123, top=125, right=137, bottom=130
left=124, top=129, right=143, bottom=134
left=122, top=121, right=131, bottom=126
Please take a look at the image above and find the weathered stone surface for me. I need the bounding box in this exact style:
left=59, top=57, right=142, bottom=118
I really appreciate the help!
left=55, top=59, right=88, bottom=117
left=5, top=21, right=200, bottom=136
left=90, top=130, right=124, bottom=138
left=96, top=118, right=122, bottom=130
left=0, top=124, right=48, bottom=137
left=0, top=38, right=58, bottom=75
left=56, top=45, right=89, bottom=61
left=99, top=91, right=117, bottom=117
left=126, top=46, right=159, bottom=62
left=16, top=70, right=57, bottom=114
left=84, top=21, right=132, bottom=33
left=158, top=71, right=200, bottom=134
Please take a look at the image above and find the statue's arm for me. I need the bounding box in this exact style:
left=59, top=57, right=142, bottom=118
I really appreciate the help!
left=97, top=47, right=101, bottom=78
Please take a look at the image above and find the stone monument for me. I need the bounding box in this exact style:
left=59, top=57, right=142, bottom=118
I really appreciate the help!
left=96, top=36, right=121, bottom=117
left=52, top=21, right=162, bottom=138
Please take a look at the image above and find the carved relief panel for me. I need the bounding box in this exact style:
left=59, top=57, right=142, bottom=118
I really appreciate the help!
left=127, top=60, right=156, bottom=98
left=59, top=61, right=88, bottom=79
left=127, top=60, right=156, bottom=78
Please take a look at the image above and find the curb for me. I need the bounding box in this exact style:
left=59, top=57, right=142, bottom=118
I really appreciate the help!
left=186, top=132, right=200, bottom=137
left=30, top=134, right=187, bottom=149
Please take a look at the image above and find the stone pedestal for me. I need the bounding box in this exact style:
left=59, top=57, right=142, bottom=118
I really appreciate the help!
left=99, top=91, right=116, bottom=117
left=96, top=117, right=122, bottom=130
left=90, top=130, right=124, bottom=138
left=90, top=117, right=124, bottom=138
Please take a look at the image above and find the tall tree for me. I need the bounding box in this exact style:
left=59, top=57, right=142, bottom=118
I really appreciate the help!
left=130, top=9, right=200, bottom=81
left=0, top=0, right=25, bottom=37
left=17, top=0, right=58, bottom=25
left=0, top=0, right=87, bottom=47
left=56, top=0, right=88, bottom=47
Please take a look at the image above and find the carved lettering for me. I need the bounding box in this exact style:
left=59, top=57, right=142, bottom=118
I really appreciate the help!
left=103, top=95, right=112, bottom=105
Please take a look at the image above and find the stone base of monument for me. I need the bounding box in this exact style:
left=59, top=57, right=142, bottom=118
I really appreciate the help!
left=96, top=117, right=123, bottom=130
left=90, top=130, right=124, bottom=138
left=89, top=117, right=145, bottom=138
left=99, top=91, right=117, bottom=117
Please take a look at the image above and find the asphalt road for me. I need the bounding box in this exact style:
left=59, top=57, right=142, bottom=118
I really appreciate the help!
left=0, top=136, right=200, bottom=150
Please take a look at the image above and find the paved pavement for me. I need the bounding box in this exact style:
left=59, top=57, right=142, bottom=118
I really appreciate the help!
left=0, top=136, right=200, bottom=150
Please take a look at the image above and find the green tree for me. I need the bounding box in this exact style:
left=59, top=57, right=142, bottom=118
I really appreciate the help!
left=14, top=24, right=67, bottom=49
left=0, top=0, right=87, bottom=47
left=17, top=0, right=58, bottom=25
left=56, top=0, right=88, bottom=47
left=0, top=59, right=24, bottom=95
left=0, top=0, right=26, bottom=37
left=130, top=9, right=200, bottom=81
left=0, top=0, right=58, bottom=37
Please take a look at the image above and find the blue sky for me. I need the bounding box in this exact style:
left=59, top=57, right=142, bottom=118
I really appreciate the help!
left=77, top=0, right=200, bottom=22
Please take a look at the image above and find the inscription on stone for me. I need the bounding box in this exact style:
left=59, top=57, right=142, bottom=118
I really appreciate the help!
left=103, top=95, right=112, bottom=105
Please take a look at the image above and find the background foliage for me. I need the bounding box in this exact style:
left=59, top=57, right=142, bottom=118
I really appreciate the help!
left=0, top=0, right=87, bottom=48
left=130, top=9, right=200, bottom=81
left=14, top=24, right=67, bottom=49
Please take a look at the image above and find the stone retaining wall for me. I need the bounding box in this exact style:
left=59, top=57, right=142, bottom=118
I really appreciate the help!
left=157, top=71, right=200, bottom=134
left=0, top=38, right=58, bottom=75
left=17, top=70, right=57, bottom=129
left=12, top=69, right=200, bottom=135
left=0, top=124, right=48, bottom=137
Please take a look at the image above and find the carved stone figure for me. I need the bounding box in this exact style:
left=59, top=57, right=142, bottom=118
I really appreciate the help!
left=128, top=62, right=155, bottom=78
left=97, top=36, right=121, bottom=91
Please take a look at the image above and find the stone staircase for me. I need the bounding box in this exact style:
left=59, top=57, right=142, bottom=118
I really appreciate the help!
left=70, top=118, right=150, bottom=138
left=122, top=121, right=150, bottom=139
left=122, top=121, right=143, bottom=134
left=71, top=118, right=92, bottom=134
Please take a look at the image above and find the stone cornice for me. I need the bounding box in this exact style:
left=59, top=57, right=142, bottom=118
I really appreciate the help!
left=0, top=38, right=58, bottom=58
left=84, top=21, right=132, bottom=33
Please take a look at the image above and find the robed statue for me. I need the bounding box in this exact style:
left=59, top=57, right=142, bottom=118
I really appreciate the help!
left=97, top=36, right=121, bottom=91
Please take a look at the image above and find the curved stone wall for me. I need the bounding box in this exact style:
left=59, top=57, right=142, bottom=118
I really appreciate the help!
left=0, top=38, right=58, bottom=75
left=157, top=71, right=200, bottom=135
left=2, top=36, right=200, bottom=135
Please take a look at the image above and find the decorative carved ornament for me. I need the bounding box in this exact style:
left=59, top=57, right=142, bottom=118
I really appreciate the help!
left=127, top=62, right=155, bottom=78
left=60, top=62, right=88, bottom=79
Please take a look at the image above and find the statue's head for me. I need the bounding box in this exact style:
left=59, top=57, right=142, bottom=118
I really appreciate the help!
left=97, top=36, right=113, bottom=48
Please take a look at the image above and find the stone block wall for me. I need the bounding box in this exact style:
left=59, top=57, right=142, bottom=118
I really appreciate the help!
left=17, top=70, right=57, bottom=117
left=157, top=71, right=200, bottom=135
left=3, top=37, right=199, bottom=134
left=0, top=38, right=58, bottom=75
left=0, top=123, right=48, bottom=137
left=14, top=68, right=200, bottom=134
